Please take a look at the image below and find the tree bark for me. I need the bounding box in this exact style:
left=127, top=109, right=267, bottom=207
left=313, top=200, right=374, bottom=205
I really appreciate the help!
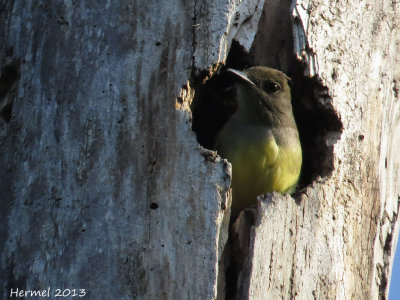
left=1, top=0, right=399, bottom=299
left=232, top=1, right=400, bottom=299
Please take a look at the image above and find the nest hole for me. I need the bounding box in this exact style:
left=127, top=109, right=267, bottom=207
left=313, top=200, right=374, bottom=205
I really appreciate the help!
left=190, top=39, right=342, bottom=300
left=191, top=40, right=342, bottom=191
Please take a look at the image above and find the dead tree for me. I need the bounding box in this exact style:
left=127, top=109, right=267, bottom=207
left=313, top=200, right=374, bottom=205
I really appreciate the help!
left=1, top=1, right=399, bottom=299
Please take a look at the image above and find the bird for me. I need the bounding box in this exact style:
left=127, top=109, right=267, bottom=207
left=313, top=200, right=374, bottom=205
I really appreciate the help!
left=215, top=66, right=302, bottom=220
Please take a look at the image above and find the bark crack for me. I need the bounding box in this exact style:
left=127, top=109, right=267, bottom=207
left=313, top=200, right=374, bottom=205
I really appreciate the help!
left=267, top=244, right=274, bottom=289
left=190, top=0, right=198, bottom=77
left=289, top=211, right=299, bottom=299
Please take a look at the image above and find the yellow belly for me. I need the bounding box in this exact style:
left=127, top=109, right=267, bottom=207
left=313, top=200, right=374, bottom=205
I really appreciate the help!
left=226, top=138, right=302, bottom=218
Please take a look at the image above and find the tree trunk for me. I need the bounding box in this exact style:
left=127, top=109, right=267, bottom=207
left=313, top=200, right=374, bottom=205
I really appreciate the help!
left=1, top=0, right=399, bottom=299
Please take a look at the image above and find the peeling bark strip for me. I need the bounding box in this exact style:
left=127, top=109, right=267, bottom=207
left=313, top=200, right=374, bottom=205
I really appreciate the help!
left=1, top=1, right=400, bottom=300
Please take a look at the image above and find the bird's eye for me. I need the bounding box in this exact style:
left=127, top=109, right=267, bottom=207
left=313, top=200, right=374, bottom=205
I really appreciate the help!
left=262, top=81, right=280, bottom=94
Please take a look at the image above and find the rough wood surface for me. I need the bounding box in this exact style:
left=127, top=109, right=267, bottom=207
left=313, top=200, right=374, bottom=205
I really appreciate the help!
left=233, top=1, right=400, bottom=299
left=297, top=1, right=400, bottom=298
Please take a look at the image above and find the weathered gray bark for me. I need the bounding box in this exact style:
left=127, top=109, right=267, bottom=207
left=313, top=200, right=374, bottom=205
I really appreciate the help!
left=233, top=1, right=400, bottom=299
left=1, top=0, right=399, bottom=300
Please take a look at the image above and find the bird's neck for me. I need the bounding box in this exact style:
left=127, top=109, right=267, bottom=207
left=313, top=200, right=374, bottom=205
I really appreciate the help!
left=233, top=87, right=264, bottom=124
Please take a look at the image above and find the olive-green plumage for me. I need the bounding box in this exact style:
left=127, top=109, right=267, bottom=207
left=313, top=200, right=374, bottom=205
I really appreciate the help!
left=215, top=66, right=302, bottom=219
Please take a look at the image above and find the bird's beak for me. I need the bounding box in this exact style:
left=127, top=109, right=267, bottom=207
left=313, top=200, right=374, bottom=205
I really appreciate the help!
left=227, top=68, right=255, bottom=86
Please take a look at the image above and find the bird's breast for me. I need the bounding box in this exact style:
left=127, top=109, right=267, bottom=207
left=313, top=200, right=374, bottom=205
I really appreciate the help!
left=216, top=122, right=302, bottom=194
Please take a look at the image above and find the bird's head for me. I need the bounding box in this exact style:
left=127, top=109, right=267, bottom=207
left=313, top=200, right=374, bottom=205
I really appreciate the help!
left=227, top=66, right=293, bottom=121
left=228, top=66, right=291, bottom=99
